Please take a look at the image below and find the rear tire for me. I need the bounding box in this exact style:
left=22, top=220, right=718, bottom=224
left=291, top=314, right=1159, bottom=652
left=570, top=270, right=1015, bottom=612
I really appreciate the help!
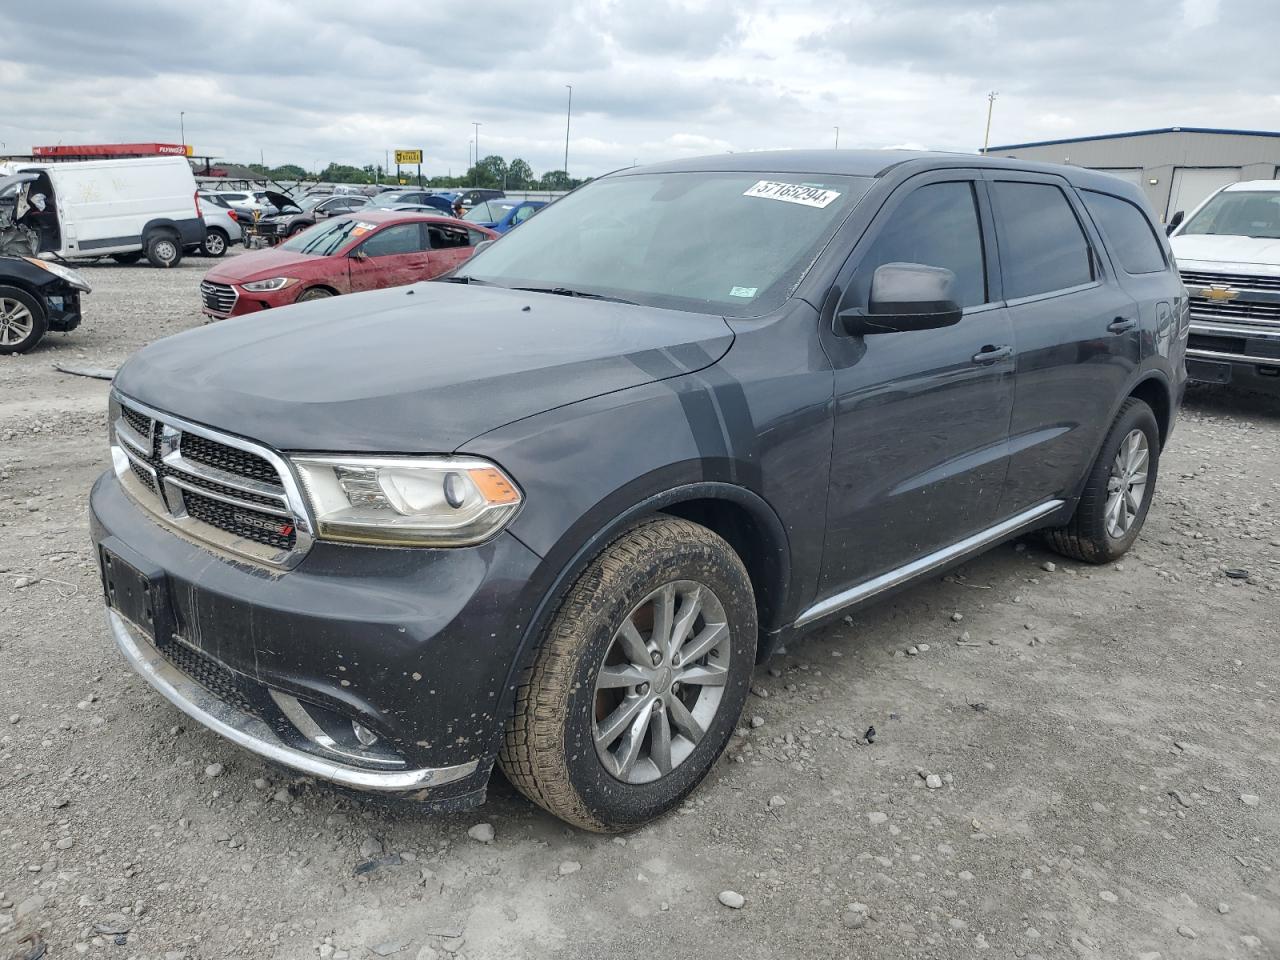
left=201, top=228, right=228, bottom=257
left=144, top=233, right=182, bottom=268
left=1045, top=397, right=1160, bottom=563
left=500, top=517, right=756, bottom=832
left=0, top=286, right=48, bottom=354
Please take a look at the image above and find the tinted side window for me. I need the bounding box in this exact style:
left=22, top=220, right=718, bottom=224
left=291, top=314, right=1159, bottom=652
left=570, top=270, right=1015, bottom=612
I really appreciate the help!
left=1081, top=190, right=1166, bottom=274
left=992, top=181, right=1094, bottom=298
left=851, top=181, right=987, bottom=309
left=361, top=223, right=426, bottom=257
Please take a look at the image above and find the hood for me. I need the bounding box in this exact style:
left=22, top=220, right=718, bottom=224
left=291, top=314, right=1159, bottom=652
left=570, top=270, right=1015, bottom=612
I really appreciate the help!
left=204, top=247, right=322, bottom=282
left=114, top=282, right=735, bottom=453
left=261, top=189, right=299, bottom=211
left=1171, top=232, right=1280, bottom=270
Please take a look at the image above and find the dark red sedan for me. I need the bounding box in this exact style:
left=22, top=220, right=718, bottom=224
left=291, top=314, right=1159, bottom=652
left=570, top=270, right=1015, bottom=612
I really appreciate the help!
left=200, top=210, right=497, bottom=318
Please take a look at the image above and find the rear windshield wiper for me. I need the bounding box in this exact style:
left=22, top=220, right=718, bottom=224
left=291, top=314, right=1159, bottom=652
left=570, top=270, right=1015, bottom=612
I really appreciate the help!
left=512, top=286, right=638, bottom=305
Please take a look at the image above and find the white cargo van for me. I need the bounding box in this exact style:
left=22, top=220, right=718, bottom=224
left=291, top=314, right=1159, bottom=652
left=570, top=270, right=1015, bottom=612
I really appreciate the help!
left=0, top=156, right=204, bottom=267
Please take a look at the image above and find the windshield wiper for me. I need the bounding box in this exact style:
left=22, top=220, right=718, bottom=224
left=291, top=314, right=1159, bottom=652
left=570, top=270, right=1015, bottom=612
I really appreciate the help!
left=512, top=286, right=638, bottom=305
left=440, top=275, right=494, bottom=285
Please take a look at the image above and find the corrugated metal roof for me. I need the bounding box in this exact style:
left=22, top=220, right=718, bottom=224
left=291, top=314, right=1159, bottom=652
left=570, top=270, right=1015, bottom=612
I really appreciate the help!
left=988, top=127, right=1280, bottom=151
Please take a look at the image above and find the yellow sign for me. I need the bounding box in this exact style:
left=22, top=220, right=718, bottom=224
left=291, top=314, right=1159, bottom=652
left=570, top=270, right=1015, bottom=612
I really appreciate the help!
left=395, top=150, right=423, bottom=164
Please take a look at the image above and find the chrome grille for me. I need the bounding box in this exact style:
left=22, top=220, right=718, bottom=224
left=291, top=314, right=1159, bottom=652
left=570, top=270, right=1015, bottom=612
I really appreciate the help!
left=1186, top=297, right=1280, bottom=325
left=1180, top=269, right=1280, bottom=293
left=200, top=280, right=237, bottom=315
left=109, top=394, right=313, bottom=567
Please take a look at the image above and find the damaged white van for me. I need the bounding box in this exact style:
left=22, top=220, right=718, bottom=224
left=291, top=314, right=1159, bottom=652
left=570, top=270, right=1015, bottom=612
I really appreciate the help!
left=0, top=156, right=204, bottom=267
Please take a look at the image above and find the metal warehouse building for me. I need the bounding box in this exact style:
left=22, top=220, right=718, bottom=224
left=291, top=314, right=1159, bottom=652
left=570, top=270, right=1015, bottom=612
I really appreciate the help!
left=986, top=126, right=1280, bottom=223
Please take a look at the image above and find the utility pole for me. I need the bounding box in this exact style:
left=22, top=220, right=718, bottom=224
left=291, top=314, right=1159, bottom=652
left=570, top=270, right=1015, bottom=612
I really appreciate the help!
left=473, top=122, right=482, bottom=185
left=564, top=84, right=573, bottom=180
left=179, top=111, right=185, bottom=146
left=981, top=91, right=998, bottom=154
left=833, top=126, right=839, bottom=150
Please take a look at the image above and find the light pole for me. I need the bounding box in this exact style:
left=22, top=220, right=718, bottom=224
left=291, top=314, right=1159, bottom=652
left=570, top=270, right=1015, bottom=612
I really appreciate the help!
left=179, top=111, right=185, bottom=147
left=833, top=126, right=839, bottom=150
left=563, top=84, right=573, bottom=181
left=472, top=122, right=482, bottom=185
left=981, top=92, right=998, bottom=154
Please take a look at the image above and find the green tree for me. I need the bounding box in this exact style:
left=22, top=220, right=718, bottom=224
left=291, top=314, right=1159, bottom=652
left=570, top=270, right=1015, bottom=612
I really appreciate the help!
left=540, top=169, right=572, bottom=190
left=507, top=158, right=534, bottom=189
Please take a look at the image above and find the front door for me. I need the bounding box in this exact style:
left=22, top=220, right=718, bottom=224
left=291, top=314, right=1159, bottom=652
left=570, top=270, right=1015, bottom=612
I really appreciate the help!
left=348, top=222, right=433, bottom=292
left=985, top=174, right=1142, bottom=515
left=818, top=174, right=1015, bottom=597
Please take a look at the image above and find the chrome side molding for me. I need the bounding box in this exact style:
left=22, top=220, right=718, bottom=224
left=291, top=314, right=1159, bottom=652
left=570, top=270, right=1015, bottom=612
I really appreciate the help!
left=794, top=500, right=1065, bottom=628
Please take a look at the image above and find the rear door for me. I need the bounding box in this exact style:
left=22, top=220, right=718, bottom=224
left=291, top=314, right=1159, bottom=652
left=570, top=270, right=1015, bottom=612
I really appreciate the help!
left=426, top=221, right=479, bottom=275
left=986, top=173, right=1141, bottom=515
left=348, top=221, right=432, bottom=292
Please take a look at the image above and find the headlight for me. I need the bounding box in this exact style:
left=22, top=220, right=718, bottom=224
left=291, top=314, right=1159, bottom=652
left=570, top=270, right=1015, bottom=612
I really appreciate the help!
left=23, top=257, right=91, bottom=293
left=241, top=277, right=298, bottom=292
left=290, top=455, right=522, bottom=547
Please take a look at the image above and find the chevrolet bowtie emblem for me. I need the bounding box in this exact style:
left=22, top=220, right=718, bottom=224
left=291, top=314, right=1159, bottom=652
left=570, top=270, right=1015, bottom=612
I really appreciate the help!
left=1201, top=284, right=1239, bottom=301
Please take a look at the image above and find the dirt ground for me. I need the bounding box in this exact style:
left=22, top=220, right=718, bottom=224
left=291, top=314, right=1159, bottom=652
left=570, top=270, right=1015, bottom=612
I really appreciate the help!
left=2, top=253, right=1279, bottom=960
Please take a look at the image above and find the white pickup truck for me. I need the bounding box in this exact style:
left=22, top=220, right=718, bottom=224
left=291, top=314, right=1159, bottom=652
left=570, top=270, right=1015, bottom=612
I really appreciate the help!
left=1169, top=180, right=1280, bottom=386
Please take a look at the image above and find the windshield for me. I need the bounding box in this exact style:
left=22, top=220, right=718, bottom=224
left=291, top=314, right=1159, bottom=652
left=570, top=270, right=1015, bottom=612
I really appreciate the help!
left=1182, top=190, right=1280, bottom=239
left=465, top=202, right=514, bottom=222
left=278, top=216, right=366, bottom=256
left=457, top=171, right=873, bottom=315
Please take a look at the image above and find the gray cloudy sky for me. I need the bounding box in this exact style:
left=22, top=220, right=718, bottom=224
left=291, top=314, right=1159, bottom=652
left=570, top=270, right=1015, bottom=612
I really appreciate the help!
left=1, top=0, right=1275, bottom=178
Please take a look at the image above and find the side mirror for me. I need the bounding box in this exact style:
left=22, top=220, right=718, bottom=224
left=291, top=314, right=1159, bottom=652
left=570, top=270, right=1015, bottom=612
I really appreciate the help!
left=351, top=248, right=368, bottom=261
left=839, top=263, right=963, bottom=336
left=1165, top=210, right=1185, bottom=236
left=473, top=239, right=494, bottom=254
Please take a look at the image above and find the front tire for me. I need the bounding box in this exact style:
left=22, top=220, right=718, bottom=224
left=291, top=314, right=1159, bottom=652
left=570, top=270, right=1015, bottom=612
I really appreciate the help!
left=500, top=517, right=756, bottom=832
left=1045, top=397, right=1160, bottom=563
left=0, top=286, right=48, bottom=354
left=144, top=233, right=182, bottom=268
left=201, top=228, right=228, bottom=257
left=295, top=287, right=334, bottom=303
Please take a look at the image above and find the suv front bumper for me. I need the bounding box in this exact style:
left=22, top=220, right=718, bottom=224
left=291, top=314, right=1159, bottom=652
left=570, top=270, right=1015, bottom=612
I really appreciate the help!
left=90, top=469, right=543, bottom=806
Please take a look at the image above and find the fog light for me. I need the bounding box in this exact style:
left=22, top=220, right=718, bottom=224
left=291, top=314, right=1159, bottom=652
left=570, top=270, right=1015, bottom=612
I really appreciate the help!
left=352, top=721, right=378, bottom=746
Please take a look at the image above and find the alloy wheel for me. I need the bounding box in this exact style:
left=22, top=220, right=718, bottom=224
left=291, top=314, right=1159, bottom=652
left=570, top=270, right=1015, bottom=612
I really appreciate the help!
left=0, top=297, right=35, bottom=347
left=592, top=580, right=731, bottom=784
left=205, top=232, right=225, bottom=255
left=1105, top=428, right=1149, bottom=538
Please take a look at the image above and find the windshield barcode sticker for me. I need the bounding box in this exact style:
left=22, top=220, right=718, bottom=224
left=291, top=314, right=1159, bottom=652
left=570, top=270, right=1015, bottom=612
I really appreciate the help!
left=743, top=181, right=841, bottom=208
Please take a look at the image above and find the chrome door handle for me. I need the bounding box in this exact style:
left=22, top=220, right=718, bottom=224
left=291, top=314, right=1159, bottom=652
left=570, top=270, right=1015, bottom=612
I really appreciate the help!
left=1107, top=316, right=1138, bottom=333
left=971, top=344, right=1012, bottom=365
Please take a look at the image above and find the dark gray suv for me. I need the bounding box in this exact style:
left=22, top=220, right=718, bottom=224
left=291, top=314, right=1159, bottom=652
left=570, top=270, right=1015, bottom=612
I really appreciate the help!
left=91, top=150, right=1188, bottom=831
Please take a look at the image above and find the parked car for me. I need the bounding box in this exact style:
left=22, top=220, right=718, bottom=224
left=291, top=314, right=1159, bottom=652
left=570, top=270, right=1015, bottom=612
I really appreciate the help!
left=245, top=193, right=371, bottom=246
left=463, top=199, right=546, bottom=233
left=372, top=191, right=453, bottom=214
left=0, top=157, right=202, bottom=267
left=199, top=211, right=496, bottom=317
left=93, top=150, right=1186, bottom=831
left=1167, top=180, right=1280, bottom=385
left=193, top=202, right=241, bottom=257
left=455, top=188, right=505, bottom=207
left=0, top=254, right=90, bottom=353
left=206, top=190, right=278, bottom=218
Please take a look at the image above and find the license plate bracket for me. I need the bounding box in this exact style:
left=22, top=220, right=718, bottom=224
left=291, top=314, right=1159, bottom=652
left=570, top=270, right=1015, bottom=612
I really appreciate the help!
left=1186, top=358, right=1232, bottom=384
left=101, top=548, right=173, bottom=645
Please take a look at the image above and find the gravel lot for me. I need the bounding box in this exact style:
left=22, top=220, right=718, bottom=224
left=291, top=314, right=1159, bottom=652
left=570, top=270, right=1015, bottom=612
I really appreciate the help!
left=2, top=254, right=1279, bottom=960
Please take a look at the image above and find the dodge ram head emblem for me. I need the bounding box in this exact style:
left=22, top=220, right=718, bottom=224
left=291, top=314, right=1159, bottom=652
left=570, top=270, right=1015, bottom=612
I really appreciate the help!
left=1200, top=284, right=1239, bottom=301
